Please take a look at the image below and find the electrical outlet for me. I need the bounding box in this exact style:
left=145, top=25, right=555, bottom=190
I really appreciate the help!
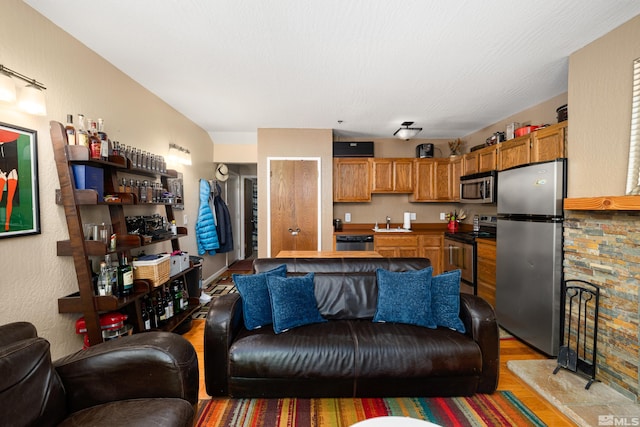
left=440, top=212, right=446, bottom=220
left=345, top=213, right=351, bottom=223
left=410, top=212, right=416, bottom=220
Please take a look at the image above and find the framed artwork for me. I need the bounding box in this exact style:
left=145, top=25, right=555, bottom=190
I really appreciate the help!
left=0, top=122, right=40, bottom=238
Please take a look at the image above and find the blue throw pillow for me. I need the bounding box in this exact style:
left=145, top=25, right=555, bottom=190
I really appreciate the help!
left=431, top=269, right=466, bottom=333
left=373, top=267, right=436, bottom=328
left=266, top=273, right=326, bottom=334
left=233, top=264, right=287, bottom=330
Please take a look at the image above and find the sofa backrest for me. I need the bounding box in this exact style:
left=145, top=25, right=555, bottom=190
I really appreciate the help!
left=253, top=257, right=431, bottom=319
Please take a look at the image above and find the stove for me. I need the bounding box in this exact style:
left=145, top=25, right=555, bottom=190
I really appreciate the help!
left=443, top=215, right=496, bottom=294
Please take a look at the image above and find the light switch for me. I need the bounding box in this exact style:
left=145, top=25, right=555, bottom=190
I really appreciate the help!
left=183, top=214, right=188, bottom=225
left=345, top=213, right=351, bottom=222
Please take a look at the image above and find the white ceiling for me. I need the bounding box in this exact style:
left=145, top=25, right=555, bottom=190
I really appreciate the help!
left=25, top=0, right=640, bottom=140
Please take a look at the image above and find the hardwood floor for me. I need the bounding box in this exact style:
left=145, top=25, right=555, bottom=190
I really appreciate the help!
left=183, top=319, right=576, bottom=426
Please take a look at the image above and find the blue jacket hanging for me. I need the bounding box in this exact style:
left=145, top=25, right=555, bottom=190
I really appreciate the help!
left=196, top=179, right=220, bottom=255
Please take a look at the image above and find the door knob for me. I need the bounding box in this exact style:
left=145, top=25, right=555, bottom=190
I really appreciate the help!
left=288, top=227, right=300, bottom=236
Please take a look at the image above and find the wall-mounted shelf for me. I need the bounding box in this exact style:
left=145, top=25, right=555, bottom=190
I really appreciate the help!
left=564, top=195, right=640, bottom=211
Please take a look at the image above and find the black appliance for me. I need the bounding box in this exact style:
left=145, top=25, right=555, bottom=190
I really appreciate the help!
left=443, top=215, right=497, bottom=294
left=415, top=143, right=434, bottom=158
left=333, top=141, right=374, bottom=157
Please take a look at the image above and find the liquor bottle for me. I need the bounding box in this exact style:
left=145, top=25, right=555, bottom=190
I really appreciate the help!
left=118, top=177, right=126, bottom=193
left=105, top=254, right=118, bottom=297
left=89, top=120, right=101, bottom=159
left=164, top=289, right=173, bottom=319
left=146, top=296, right=157, bottom=329
left=156, top=294, right=166, bottom=325
left=172, top=281, right=182, bottom=314
left=141, top=300, right=151, bottom=331
left=180, top=281, right=189, bottom=311
left=65, top=114, right=76, bottom=145
left=117, top=253, right=134, bottom=296
left=97, top=261, right=111, bottom=296
left=77, top=114, right=89, bottom=148
left=97, top=118, right=110, bottom=161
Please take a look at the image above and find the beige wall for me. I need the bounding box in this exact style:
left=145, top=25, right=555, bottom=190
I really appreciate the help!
left=0, top=0, right=224, bottom=358
left=257, top=128, right=333, bottom=256
left=568, top=14, right=640, bottom=197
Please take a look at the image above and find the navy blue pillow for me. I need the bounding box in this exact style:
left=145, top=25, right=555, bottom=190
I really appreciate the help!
left=373, top=267, right=436, bottom=328
left=233, top=264, right=287, bottom=330
left=266, top=273, right=326, bottom=334
left=431, top=269, right=465, bottom=333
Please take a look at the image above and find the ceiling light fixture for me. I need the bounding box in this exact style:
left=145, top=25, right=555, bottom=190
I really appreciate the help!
left=0, top=64, right=47, bottom=115
left=167, top=143, right=192, bottom=166
left=394, top=121, right=422, bottom=141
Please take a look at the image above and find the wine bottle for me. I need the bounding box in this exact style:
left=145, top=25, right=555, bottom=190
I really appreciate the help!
left=97, top=261, right=111, bottom=296
left=141, top=300, right=151, bottom=331
left=65, top=114, right=76, bottom=145
left=97, top=118, right=110, bottom=161
left=146, top=296, right=157, bottom=329
left=117, top=253, right=134, bottom=296
left=165, top=288, right=174, bottom=319
left=156, top=293, right=166, bottom=325
left=172, top=281, right=182, bottom=314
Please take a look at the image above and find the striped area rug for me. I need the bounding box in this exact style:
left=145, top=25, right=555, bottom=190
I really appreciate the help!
left=196, top=392, right=545, bottom=427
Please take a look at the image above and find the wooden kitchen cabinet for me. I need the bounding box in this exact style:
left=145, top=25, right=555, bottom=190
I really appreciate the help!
left=412, top=158, right=459, bottom=202
left=498, top=121, right=567, bottom=171
left=419, top=234, right=443, bottom=275
left=497, top=134, right=531, bottom=170
left=463, top=145, right=497, bottom=175
left=374, top=234, right=419, bottom=257
left=532, top=121, right=566, bottom=163
left=371, top=158, right=413, bottom=193
left=333, top=158, right=371, bottom=202
left=476, top=239, right=496, bottom=308
left=450, top=157, right=462, bottom=201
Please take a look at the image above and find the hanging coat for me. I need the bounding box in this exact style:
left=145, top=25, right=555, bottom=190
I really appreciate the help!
left=196, top=179, right=220, bottom=255
left=212, top=182, right=234, bottom=253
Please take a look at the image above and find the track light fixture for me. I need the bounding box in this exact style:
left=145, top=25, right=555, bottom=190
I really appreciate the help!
left=167, top=143, right=192, bottom=166
left=0, top=64, right=47, bottom=115
left=394, top=121, right=422, bottom=141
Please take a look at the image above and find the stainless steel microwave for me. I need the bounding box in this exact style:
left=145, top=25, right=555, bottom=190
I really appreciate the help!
left=460, top=171, right=497, bottom=203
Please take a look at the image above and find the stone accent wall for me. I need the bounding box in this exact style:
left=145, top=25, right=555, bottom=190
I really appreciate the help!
left=564, top=211, right=640, bottom=400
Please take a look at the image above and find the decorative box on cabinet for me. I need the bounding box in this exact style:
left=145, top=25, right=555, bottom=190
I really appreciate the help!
left=50, top=121, right=199, bottom=346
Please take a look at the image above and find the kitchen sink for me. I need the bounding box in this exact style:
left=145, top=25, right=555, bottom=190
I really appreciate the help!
left=372, top=228, right=412, bottom=233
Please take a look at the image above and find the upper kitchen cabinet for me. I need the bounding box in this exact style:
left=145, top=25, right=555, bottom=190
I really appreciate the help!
left=333, top=158, right=371, bottom=202
left=463, top=145, right=497, bottom=175
left=531, top=121, right=567, bottom=163
left=497, top=134, right=531, bottom=170
left=411, top=158, right=460, bottom=202
left=371, top=158, right=413, bottom=193
left=498, top=121, right=567, bottom=170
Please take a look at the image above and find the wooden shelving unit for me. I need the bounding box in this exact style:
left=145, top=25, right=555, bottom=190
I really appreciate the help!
left=564, top=195, right=640, bottom=211
left=50, top=121, right=199, bottom=346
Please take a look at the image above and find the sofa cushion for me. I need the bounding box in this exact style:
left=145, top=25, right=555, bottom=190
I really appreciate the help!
left=267, top=273, right=326, bottom=334
left=229, top=321, right=356, bottom=378
left=373, top=267, right=436, bottom=328
left=233, top=264, right=287, bottom=330
left=431, top=269, right=466, bottom=333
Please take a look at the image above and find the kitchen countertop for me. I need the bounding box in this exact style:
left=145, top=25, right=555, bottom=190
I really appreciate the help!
left=334, top=223, right=475, bottom=235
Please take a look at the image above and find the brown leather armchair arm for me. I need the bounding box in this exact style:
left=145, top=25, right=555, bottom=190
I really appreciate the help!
left=459, top=293, right=500, bottom=393
left=204, top=292, right=244, bottom=396
left=0, top=321, right=37, bottom=347
left=54, top=331, right=199, bottom=413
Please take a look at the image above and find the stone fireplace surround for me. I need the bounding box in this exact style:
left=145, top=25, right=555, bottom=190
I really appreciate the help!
left=563, top=209, right=640, bottom=400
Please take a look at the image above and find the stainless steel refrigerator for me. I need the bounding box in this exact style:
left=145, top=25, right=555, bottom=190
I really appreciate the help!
left=496, top=159, right=566, bottom=356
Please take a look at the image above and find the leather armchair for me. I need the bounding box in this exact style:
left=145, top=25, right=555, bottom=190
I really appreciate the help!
left=0, top=321, right=198, bottom=427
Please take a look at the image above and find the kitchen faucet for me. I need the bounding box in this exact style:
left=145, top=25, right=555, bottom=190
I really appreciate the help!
left=386, top=216, right=391, bottom=229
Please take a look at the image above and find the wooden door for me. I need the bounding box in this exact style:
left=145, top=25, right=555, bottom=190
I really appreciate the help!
left=270, top=160, right=318, bottom=256
left=243, top=178, right=255, bottom=258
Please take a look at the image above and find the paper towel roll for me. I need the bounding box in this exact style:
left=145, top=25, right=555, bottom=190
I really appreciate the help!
left=403, top=212, right=411, bottom=230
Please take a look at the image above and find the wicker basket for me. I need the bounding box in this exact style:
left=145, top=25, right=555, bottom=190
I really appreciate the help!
left=132, top=254, right=170, bottom=287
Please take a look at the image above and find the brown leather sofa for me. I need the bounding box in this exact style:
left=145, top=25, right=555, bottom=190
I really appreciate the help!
left=0, top=321, right=198, bottom=427
left=205, top=257, right=499, bottom=398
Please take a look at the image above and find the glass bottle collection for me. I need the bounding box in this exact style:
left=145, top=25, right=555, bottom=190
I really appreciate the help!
left=64, top=113, right=167, bottom=173
left=140, top=279, right=189, bottom=330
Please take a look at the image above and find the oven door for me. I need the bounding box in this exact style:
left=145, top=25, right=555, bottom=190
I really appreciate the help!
left=443, top=237, right=474, bottom=285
